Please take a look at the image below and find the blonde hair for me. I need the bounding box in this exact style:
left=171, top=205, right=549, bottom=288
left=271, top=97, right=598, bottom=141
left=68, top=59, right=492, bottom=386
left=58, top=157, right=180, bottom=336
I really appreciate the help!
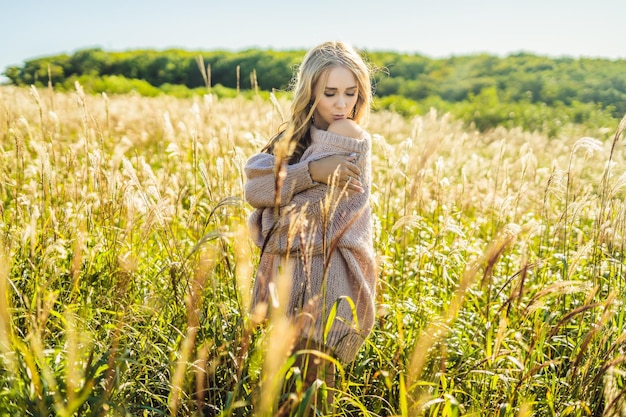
left=264, top=41, right=373, bottom=164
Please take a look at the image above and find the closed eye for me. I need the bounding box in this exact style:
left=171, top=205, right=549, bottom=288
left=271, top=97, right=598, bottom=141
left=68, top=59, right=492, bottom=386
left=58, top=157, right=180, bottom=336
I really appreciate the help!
left=324, top=91, right=357, bottom=97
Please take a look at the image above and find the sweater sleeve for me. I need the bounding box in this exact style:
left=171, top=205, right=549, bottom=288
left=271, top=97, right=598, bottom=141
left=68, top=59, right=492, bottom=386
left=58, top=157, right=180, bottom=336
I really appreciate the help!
left=244, top=152, right=316, bottom=209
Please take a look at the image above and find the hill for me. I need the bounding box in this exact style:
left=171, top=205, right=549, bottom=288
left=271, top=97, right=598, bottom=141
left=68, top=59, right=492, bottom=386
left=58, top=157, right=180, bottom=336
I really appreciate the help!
left=3, top=47, right=626, bottom=136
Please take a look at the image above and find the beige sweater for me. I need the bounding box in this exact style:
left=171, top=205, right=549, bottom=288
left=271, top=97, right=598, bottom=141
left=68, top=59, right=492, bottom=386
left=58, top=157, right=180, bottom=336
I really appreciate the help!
left=244, top=126, right=376, bottom=363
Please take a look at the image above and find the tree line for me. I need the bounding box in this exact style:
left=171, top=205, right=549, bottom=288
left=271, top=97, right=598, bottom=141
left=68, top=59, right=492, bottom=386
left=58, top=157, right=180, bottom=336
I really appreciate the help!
left=4, top=47, right=626, bottom=135
left=3, top=48, right=301, bottom=93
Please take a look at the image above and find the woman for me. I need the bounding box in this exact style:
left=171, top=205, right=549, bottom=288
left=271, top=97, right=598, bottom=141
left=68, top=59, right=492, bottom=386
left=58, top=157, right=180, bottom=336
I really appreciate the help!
left=244, top=41, right=377, bottom=392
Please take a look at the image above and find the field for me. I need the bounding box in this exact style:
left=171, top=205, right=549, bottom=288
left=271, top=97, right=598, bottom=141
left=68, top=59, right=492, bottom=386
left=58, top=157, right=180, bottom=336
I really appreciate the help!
left=1, top=84, right=626, bottom=416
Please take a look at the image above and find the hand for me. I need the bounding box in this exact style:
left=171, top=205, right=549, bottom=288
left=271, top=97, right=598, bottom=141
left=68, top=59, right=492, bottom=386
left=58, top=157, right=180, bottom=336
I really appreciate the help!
left=308, top=154, right=364, bottom=194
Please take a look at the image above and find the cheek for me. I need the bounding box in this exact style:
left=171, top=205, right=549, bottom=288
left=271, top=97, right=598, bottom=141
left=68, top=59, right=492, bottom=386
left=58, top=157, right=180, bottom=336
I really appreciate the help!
left=344, top=96, right=356, bottom=110
left=316, top=98, right=333, bottom=113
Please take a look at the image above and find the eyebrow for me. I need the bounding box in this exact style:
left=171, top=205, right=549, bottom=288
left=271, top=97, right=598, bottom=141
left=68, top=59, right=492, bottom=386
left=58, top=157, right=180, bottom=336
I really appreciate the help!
left=324, top=86, right=358, bottom=91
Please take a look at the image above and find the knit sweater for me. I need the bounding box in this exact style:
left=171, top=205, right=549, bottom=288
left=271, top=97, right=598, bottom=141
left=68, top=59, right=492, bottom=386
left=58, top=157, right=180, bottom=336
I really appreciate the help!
left=244, top=126, right=377, bottom=363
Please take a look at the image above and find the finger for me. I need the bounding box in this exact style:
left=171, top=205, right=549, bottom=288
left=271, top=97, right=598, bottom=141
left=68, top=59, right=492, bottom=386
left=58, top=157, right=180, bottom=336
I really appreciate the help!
left=348, top=181, right=364, bottom=194
left=345, top=175, right=363, bottom=190
left=338, top=160, right=360, bottom=176
left=346, top=166, right=361, bottom=178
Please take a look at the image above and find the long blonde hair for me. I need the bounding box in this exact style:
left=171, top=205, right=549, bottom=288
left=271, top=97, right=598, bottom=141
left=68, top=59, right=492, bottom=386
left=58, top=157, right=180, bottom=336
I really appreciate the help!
left=264, top=41, right=373, bottom=164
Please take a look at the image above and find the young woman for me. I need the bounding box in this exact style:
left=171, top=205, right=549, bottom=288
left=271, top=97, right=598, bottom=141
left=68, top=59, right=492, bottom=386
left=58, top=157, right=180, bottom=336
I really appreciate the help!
left=244, top=41, right=377, bottom=393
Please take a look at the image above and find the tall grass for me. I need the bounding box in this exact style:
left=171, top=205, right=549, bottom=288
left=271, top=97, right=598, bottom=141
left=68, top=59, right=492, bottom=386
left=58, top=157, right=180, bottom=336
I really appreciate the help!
left=0, top=84, right=625, bottom=416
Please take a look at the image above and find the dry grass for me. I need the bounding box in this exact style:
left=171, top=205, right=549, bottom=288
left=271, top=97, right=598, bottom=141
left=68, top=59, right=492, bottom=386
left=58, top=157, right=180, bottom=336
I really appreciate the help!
left=1, top=84, right=625, bottom=416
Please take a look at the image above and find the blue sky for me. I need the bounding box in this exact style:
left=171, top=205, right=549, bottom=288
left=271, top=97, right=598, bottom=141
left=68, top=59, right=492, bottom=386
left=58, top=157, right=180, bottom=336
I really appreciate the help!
left=2, top=0, right=625, bottom=83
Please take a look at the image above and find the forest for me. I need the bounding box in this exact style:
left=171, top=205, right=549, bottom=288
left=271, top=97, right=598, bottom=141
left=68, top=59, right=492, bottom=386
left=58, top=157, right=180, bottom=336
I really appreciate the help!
left=4, top=47, right=626, bottom=135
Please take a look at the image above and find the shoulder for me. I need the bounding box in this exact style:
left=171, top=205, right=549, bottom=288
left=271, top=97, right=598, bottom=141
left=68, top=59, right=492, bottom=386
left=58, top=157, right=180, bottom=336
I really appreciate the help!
left=327, top=119, right=365, bottom=140
left=245, top=152, right=274, bottom=170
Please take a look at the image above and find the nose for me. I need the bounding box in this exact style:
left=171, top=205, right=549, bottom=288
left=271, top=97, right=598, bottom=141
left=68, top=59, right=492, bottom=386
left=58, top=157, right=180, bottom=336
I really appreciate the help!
left=336, top=95, right=346, bottom=108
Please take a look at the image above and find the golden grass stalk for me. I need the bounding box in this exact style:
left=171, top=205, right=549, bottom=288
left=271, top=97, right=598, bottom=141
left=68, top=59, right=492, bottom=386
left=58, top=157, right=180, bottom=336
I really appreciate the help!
left=169, top=246, right=215, bottom=415
left=256, top=261, right=297, bottom=416
left=234, top=224, right=253, bottom=317
left=196, top=55, right=211, bottom=93
left=62, top=310, right=97, bottom=417
left=602, top=366, right=626, bottom=416
left=270, top=89, right=286, bottom=123
left=594, top=113, right=626, bottom=265
left=0, top=246, right=13, bottom=371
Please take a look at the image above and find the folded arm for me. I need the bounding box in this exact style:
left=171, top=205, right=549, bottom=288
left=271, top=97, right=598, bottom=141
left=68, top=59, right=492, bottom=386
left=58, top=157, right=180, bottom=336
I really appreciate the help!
left=244, top=153, right=316, bottom=208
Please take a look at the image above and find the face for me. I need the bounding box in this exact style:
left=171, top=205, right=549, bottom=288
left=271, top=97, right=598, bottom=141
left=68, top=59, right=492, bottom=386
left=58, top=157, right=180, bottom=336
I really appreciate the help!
left=312, top=66, right=359, bottom=130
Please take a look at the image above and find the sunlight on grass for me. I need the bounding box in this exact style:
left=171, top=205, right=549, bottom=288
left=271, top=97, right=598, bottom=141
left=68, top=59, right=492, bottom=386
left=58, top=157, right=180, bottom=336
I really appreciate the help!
left=0, top=84, right=625, bottom=416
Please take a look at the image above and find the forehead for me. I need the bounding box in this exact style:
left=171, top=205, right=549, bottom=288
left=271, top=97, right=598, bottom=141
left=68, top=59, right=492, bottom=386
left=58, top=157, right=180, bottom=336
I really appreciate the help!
left=319, top=66, right=357, bottom=89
